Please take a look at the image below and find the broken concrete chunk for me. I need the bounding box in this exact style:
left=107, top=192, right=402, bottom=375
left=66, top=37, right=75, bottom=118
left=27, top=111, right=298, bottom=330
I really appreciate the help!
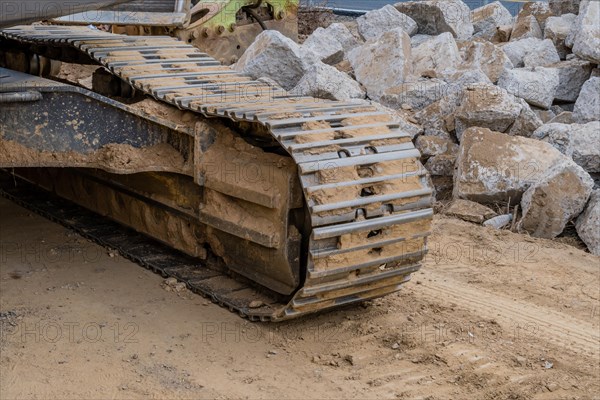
left=493, top=25, right=513, bottom=42
left=411, top=33, right=461, bottom=77
left=292, top=62, right=365, bottom=101
left=395, top=0, right=474, bottom=40
left=544, top=14, right=577, bottom=59
left=423, top=128, right=453, bottom=139
left=548, top=59, right=593, bottom=102
left=501, top=38, right=560, bottom=67
left=472, top=1, right=514, bottom=39
left=415, top=135, right=458, bottom=157
left=565, top=3, right=581, bottom=46
left=532, top=122, right=575, bottom=154
left=572, top=77, right=600, bottom=123
left=441, top=69, right=492, bottom=92
left=533, top=121, right=600, bottom=172
left=518, top=160, right=594, bottom=238
left=520, top=1, right=555, bottom=30
left=511, top=14, right=543, bottom=41
left=357, top=4, right=418, bottom=41
left=303, top=27, right=344, bottom=65
left=576, top=190, right=600, bottom=255
left=523, top=47, right=562, bottom=68
left=424, top=154, right=457, bottom=176
left=497, top=67, right=560, bottom=109
left=454, top=127, right=572, bottom=204
left=444, top=199, right=498, bottom=224
left=460, top=39, right=514, bottom=83
left=324, top=23, right=361, bottom=54
left=348, top=28, right=412, bottom=101
left=549, top=0, right=580, bottom=16
left=484, top=214, right=513, bottom=229
left=507, top=98, right=544, bottom=137
left=454, top=84, right=523, bottom=140
left=568, top=0, right=600, bottom=63
left=415, top=89, right=464, bottom=133
left=164, top=277, right=177, bottom=287
left=417, top=82, right=540, bottom=138
left=234, top=30, right=318, bottom=90
left=571, top=122, right=600, bottom=172
left=411, top=34, right=433, bottom=47
left=380, top=79, right=448, bottom=111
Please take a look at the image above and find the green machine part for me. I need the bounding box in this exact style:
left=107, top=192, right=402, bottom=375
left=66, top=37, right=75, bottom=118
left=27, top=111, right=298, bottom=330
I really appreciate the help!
left=178, top=0, right=300, bottom=64
left=193, top=0, right=298, bottom=29
left=52, top=0, right=299, bottom=63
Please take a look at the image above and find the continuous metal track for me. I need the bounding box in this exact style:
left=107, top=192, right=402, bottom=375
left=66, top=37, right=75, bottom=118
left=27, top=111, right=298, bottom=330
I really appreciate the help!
left=1, top=25, right=433, bottom=321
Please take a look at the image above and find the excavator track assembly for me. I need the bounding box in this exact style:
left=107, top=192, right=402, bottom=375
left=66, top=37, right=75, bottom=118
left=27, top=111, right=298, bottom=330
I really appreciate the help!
left=0, top=25, right=433, bottom=321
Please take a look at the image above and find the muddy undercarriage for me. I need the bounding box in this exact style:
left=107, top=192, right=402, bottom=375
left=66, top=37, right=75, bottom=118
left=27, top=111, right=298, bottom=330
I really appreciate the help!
left=0, top=22, right=433, bottom=321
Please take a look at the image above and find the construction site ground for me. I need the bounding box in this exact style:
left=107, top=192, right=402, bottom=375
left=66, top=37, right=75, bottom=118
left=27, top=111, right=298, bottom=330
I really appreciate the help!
left=1, top=196, right=598, bottom=399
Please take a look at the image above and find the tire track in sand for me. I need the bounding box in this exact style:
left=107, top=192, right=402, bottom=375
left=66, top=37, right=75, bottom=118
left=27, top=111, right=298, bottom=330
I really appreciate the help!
left=415, top=272, right=600, bottom=357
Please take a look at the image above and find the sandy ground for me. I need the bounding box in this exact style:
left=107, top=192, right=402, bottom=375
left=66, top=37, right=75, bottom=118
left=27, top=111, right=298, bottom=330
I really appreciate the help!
left=1, top=196, right=599, bottom=400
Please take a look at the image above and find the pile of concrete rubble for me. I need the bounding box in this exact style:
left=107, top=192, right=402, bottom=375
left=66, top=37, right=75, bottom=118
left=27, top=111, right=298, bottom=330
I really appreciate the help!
left=233, top=0, right=599, bottom=255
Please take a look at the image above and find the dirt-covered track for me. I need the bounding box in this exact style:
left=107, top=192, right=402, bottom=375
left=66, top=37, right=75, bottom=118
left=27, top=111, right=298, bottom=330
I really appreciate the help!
left=1, top=25, right=433, bottom=320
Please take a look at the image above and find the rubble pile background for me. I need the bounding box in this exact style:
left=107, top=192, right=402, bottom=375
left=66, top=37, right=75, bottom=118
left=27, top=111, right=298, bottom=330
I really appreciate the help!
left=234, top=0, right=599, bottom=255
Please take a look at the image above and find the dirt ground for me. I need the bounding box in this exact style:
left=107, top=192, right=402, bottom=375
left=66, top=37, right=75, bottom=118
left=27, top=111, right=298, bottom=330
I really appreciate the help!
left=1, top=196, right=599, bottom=400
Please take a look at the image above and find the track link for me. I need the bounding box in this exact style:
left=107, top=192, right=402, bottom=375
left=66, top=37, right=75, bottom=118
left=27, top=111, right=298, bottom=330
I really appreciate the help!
left=1, top=25, right=433, bottom=321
